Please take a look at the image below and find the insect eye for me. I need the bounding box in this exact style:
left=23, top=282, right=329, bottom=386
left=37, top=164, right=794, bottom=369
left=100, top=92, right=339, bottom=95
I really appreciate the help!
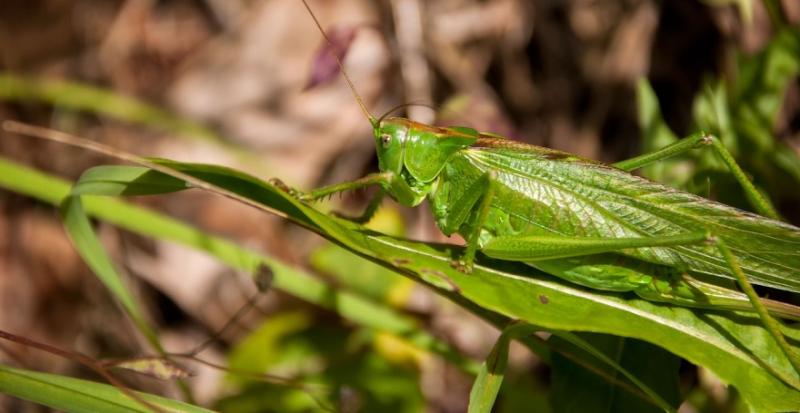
left=381, top=134, right=392, bottom=148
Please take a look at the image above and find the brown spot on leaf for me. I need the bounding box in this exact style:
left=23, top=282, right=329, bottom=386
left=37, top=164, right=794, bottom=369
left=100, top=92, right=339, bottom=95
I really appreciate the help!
left=420, top=268, right=461, bottom=293
left=392, top=258, right=411, bottom=266
left=539, top=294, right=549, bottom=304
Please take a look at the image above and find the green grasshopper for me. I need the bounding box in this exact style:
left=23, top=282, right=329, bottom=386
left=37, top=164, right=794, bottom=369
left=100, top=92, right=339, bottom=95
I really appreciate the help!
left=294, top=0, right=800, bottom=370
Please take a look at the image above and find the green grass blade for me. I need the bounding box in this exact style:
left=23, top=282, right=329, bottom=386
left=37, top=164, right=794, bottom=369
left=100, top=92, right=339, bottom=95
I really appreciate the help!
left=687, top=29, right=800, bottom=212
left=468, top=326, right=512, bottom=413
left=0, top=363, right=211, bottom=413
left=137, top=160, right=800, bottom=410
left=72, top=159, right=800, bottom=409
left=2, top=155, right=800, bottom=410
left=0, top=157, right=479, bottom=375
left=72, top=166, right=187, bottom=196
left=59, top=194, right=161, bottom=350
left=0, top=73, right=220, bottom=143
left=731, top=29, right=800, bottom=153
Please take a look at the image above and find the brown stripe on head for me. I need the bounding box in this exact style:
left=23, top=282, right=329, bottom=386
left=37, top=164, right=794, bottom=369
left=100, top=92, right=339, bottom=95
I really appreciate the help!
left=388, top=118, right=447, bottom=134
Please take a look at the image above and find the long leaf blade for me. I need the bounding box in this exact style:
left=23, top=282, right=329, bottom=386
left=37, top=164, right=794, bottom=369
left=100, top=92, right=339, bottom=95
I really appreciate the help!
left=468, top=327, right=512, bottom=413
left=59, top=195, right=160, bottom=348
left=0, top=157, right=478, bottom=375
left=0, top=363, right=211, bottom=413
left=2, top=156, right=800, bottom=410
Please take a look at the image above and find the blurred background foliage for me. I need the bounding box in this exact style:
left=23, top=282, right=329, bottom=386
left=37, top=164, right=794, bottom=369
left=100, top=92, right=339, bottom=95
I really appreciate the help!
left=0, top=0, right=799, bottom=412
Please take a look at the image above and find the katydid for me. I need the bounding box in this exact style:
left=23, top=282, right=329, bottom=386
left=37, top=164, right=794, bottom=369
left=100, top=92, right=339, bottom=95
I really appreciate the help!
left=295, top=0, right=800, bottom=370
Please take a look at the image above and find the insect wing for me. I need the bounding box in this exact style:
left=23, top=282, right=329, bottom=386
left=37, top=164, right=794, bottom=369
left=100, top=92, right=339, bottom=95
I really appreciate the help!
left=462, top=142, right=800, bottom=292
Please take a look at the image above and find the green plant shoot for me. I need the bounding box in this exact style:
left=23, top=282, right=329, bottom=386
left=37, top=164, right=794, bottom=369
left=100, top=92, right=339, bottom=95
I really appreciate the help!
left=293, top=0, right=800, bottom=373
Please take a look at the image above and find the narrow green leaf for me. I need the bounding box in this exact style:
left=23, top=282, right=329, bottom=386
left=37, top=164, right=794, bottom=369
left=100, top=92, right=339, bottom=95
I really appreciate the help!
left=733, top=29, right=800, bottom=188
left=0, top=74, right=272, bottom=175
left=2, top=156, right=800, bottom=410
left=687, top=29, right=800, bottom=210
left=59, top=195, right=160, bottom=349
left=0, top=363, right=211, bottom=413
left=71, top=166, right=187, bottom=197
left=693, top=79, right=736, bottom=155
left=468, top=326, right=513, bottom=413
left=137, top=159, right=800, bottom=411
left=732, top=29, right=800, bottom=153
left=0, top=73, right=220, bottom=143
left=0, top=157, right=478, bottom=375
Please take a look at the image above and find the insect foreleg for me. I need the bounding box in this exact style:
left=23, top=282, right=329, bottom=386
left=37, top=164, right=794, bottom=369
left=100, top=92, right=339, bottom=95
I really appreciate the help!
left=346, top=188, right=385, bottom=224
left=442, top=172, right=496, bottom=273
left=271, top=172, right=392, bottom=223
left=302, top=173, right=392, bottom=201
left=614, top=133, right=779, bottom=220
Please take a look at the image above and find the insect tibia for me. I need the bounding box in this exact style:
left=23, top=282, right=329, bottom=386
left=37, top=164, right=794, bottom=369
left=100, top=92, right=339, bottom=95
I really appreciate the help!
left=269, top=177, right=368, bottom=204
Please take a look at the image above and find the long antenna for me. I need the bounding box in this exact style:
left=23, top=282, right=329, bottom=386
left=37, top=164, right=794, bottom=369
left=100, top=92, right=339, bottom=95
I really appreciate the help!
left=300, top=0, right=377, bottom=128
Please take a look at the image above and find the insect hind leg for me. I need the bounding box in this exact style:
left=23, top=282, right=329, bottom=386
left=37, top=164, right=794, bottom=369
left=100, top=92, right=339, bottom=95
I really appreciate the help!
left=530, top=254, right=756, bottom=311
left=440, top=172, right=496, bottom=273
left=504, top=230, right=800, bottom=373
left=613, top=132, right=779, bottom=220
left=712, top=237, right=800, bottom=374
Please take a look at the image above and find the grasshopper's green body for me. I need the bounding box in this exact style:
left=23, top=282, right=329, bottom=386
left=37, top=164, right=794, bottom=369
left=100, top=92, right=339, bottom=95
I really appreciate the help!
left=308, top=117, right=800, bottom=319
left=436, top=129, right=800, bottom=288
left=296, top=0, right=800, bottom=370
